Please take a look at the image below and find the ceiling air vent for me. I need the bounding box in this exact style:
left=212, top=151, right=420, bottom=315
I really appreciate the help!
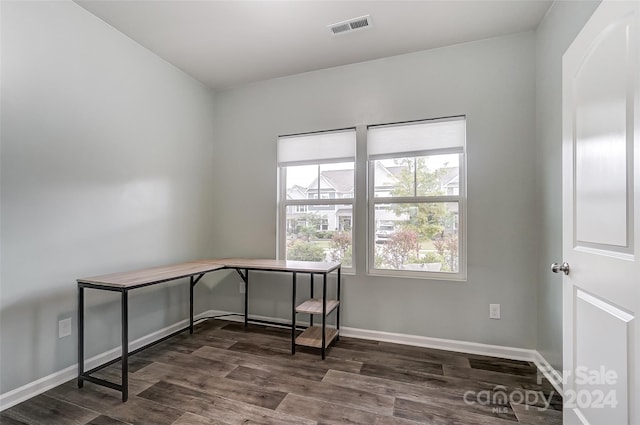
left=328, top=15, right=372, bottom=36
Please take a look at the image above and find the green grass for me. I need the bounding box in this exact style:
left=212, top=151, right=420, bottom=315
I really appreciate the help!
left=310, top=240, right=332, bottom=249
left=419, top=240, right=436, bottom=250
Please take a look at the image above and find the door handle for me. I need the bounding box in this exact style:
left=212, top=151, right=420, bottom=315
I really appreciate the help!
left=551, top=262, right=570, bottom=275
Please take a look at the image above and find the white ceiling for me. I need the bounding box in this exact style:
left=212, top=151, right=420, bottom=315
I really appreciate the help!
left=75, top=0, right=553, bottom=90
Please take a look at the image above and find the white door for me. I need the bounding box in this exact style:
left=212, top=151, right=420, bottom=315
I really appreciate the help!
left=561, top=1, right=639, bottom=424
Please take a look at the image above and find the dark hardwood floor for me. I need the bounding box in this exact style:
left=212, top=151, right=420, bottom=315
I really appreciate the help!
left=1, top=320, right=562, bottom=424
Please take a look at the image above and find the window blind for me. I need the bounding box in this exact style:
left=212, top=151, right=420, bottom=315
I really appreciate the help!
left=277, top=129, right=356, bottom=167
left=368, top=117, right=465, bottom=159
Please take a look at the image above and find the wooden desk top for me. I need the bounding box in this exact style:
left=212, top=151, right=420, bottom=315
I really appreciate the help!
left=77, top=260, right=225, bottom=288
left=216, top=258, right=341, bottom=273
left=78, top=258, right=340, bottom=289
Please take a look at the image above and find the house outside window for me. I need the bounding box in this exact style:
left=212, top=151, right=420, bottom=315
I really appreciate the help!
left=278, top=129, right=355, bottom=268
left=368, top=117, right=466, bottom=279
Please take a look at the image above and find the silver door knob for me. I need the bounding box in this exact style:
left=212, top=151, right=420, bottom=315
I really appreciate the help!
left=551, top=262, right=570, bottom=275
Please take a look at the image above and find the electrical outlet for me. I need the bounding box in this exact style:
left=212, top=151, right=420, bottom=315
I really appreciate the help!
left=59, top=318, right=72, bottom=338
left=239, top=281, right=246, bottom=294
left=489, top=304, right=501, bottom=319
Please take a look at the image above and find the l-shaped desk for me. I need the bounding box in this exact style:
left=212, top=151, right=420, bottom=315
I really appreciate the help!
left=77, top=258, right=341, bottom=401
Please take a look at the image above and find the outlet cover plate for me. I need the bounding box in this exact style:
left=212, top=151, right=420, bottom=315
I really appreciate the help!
left=489, top=304, right=501, bottom=319
left=59, top=318, right=72, bottom=338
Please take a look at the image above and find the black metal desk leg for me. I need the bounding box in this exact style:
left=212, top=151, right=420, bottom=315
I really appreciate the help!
left=291, top=272, right=297, bottom=354
left=77, top=286, right=84, bottom=388
left=189, top=276, right=194, bottom=334
left=322, top=273, right=327, bottom=359
left=121, top=290, right=129, bottom=402
left=244, top=269, right=249, bottom=328
left=336, top=266, right=341, bottom=341
left=309, top=273, right=314, bottom=328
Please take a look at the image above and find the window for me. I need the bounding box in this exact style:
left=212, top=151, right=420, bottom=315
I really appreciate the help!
left=278, top=129, right=355, bottom=268
left=368, top=117, right=466, bottom=278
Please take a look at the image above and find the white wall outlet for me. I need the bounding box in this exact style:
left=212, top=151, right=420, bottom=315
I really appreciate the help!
left=239, top=280, right=246, bottom=294
left=489, top=304, right=501, bottom=319
left=58, top=318, right=72, bottom=338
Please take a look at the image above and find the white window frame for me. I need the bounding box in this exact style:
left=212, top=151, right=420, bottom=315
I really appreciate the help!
left=367, top=117, right=467, bottom=280
left=277, top=128, right=356, bottom=270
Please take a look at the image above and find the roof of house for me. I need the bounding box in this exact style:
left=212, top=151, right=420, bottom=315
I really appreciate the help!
left=307, top=169, right=354, bottom=193
left=438, top=167, right=459, bottom=187
left=386, top=165, right=404, bottom=177
left=286, top=184, right=307, bottom=200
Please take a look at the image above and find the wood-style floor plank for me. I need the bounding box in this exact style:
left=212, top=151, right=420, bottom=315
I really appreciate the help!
left=170, top=411, right=227, bottom=425
left=324, top=368, right=489, bottom=399
left=134, top=358, right=236, bottom=382
left=395, top=393, right=518, bottom=422
left=373, top=415, right=433, bottom=425
left=91, top=363, right=157, bottom=397
left=277, top=393, right=377, bottom=425
left=138, top=381, right=316, bottom=425
left=511, top=402, right=563, bottom=425
left=367, top=341, right=471, bottom=368
left=359, top=363, right=444, bottom=385
left=0, top=414, right=29, bottom=425
left=394, top=397, right=519, bottom=425
left=45, top=380, right=128, bottom=415
left=226, top=340, right=363, bottom=373
left=136, top=360, right=285, bottom=410
left=469, top=358, right=541, bottom=377
left=226, top=365, right=395, bottom=416
left=84, top=415, right=129, bottom=425
left=198, top=329, right=293, bottom=354
left=328, top=346, right=445, bottom=375
left=169, top=331, right=236, bottom=350
left=1, top=394, right=99, bottom=425
left=103, top=395, right=183, bottom=425
left=193, top=345, right=329, bottom=382
left=133, top=347, right=235, bottom=376
left=3, top=319, right=561, bottom=425
left=443, top=364, right=553, bottom=391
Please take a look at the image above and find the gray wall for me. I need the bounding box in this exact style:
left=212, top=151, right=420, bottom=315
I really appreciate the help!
left=534, top=0, right=600, bottom=371
left=0, top=1, right=216, bottom=393
left=0, top=0, right=601, bottom=397
left=210, top=32, right=539, bottom=349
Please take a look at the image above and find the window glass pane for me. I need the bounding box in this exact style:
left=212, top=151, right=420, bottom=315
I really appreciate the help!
left=373, top=154, right=460, bottom=198
left=285, top=164, right=318, bottom=199
left=373, top=157, right=414, bottom=197
left=286, top=204, right=352, bottom=267
left=285, top=162, right=354, bottom=201
left=373, top=202, right=459, bottom=272
left=319, top=162, right=354, bottom=200
left=416, top=154, right=460, bottom=197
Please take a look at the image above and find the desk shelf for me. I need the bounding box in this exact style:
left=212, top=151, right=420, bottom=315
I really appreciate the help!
left=291, top=269, right=341, bottom=358
left=296, top=326, right=338, bottom=348
left=295, top=298, right=339, bottom=315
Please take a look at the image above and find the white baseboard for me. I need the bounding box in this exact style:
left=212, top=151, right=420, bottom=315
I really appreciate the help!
left=0, top=310, right=216, bottom=411
left=1, top=309, right=563, bottom=411
left=339, top=326, right=535, bottom=361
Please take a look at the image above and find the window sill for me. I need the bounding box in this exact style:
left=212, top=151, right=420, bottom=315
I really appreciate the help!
left=367, top=269, right=467, bottom=282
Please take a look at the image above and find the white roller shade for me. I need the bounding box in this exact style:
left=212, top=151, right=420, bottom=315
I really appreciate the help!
left=368, top=117, right=465, bottom=159
left=278, top=129, right=356, bottom=166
